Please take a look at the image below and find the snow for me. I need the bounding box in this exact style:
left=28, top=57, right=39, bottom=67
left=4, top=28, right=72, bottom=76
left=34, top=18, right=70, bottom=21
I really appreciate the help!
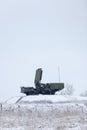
left=4, top=94, right=87, bottom=104
left=0, top=95, right=87, bottom=130
left=0, top=128, right=25, bottom=130
left=20, top=95, right=87, bottom=103
left=4, top=94, right=25, bottom=104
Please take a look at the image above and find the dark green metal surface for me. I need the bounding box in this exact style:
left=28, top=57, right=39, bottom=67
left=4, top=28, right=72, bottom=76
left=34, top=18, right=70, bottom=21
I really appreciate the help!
left=21, top=68, right=64, bottom=95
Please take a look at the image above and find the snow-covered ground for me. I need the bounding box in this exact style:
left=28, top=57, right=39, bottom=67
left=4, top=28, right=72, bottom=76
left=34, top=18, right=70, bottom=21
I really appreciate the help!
left=0, top=95, right=87, bottom=130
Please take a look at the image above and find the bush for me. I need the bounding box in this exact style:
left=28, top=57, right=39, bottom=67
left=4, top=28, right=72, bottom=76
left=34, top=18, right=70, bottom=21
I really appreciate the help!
left=80, top=90, right=87, bottom=97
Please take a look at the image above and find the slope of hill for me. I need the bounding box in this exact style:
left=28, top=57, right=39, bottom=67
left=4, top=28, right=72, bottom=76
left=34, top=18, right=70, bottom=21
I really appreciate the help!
left=0, top=95, right=87, bottom=130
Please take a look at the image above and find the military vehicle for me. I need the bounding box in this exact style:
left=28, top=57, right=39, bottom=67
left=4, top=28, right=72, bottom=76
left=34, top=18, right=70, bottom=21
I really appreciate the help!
left=21, top=68, right=64, bottom=95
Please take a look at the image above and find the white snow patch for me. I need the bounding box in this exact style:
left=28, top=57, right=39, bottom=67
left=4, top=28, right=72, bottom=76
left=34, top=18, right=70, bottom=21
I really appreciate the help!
left=0, top=128, right=25, bottom=130
left=5, top=96, right=25, bottom=104
left=67, top=126, right=81, bottom=130
left=17, top=95, right=87, bottom=104
left=0, top=95, right=87, bottom=130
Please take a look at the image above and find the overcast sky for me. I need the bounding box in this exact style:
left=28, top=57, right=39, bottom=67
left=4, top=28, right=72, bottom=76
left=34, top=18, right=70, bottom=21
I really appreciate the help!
left=0, top=0, right=87, bottom=101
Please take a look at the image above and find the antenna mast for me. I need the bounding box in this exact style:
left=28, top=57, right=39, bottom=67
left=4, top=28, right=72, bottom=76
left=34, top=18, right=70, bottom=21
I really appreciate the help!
left=58, top=66, right=60, bottom=82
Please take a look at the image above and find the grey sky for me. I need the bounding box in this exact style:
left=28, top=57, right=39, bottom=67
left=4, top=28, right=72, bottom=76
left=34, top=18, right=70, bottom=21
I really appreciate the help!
left=0, top=0, right=87, bottom=101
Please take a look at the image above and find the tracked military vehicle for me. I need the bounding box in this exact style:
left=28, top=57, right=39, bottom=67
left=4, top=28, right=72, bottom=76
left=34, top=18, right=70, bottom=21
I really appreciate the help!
left=21, top=68, right=64, bottom=95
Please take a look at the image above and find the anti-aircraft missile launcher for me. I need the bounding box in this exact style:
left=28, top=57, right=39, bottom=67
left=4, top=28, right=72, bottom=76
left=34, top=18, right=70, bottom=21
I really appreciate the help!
left=21, top=68, right=64, bottom=95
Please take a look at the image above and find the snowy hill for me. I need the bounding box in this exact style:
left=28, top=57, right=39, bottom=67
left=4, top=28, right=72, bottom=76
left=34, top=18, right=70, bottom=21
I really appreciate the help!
left=5, top=94, right=87, bottom=104
left=0, top=95, right=87, bottom=130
